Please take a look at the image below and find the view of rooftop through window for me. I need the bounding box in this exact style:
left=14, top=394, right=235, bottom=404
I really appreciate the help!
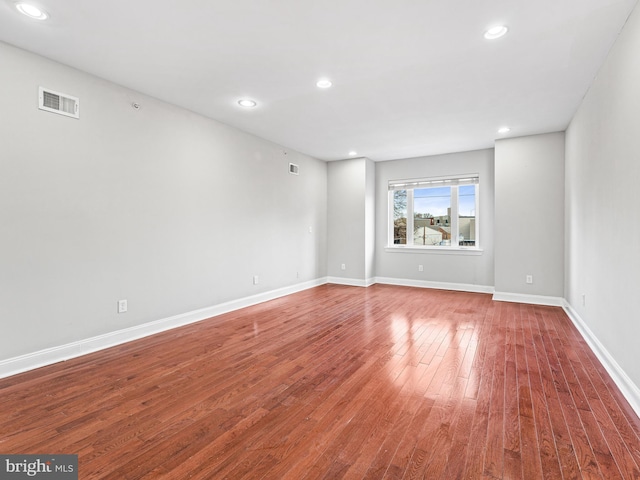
left=391, top=178, right=478, bottom=247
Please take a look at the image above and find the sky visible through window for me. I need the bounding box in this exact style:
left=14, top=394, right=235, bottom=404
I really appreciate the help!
left=414, top=185, right=476, bottom=217
left=459, top=185, right=476, bottom=216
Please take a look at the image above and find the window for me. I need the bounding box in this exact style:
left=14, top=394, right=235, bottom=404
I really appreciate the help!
left=389, top=174, right=479, bottom=249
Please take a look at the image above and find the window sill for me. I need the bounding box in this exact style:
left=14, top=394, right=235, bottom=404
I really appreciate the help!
left=385, top=246, right=484, bottom=256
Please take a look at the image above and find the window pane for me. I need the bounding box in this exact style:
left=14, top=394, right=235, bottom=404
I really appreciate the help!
left=414, top=187, right=451, bottom=246
left=458, top=185, right=476, bottom=246
left=393, top=190, right=407, bottom=244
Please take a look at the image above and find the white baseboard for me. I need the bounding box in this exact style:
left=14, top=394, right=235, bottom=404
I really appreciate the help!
left=375, top=276, right=494, bottom=294
left=326, top=276, right=375, bottom=287
left=563, top=302, right=640, bottom=418
left=0, top=278, right=328, bottom=380
left=3, top=278, right=639, bottom=422
left=492, top=291, right=564, bottom=307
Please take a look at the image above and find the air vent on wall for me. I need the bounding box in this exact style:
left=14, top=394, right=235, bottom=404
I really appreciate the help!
left=38, top=87, right=79, bottom=119
left=288, top=163, right=299, bottom=175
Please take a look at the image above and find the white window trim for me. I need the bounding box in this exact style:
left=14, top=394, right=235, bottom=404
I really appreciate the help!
left=384, top=245, right=484, bottom=255
left=387, top=173, right=481, bottom=253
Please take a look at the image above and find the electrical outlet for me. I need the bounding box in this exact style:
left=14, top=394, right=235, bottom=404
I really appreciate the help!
left=418, top=265, right=424, bottom=272
left=341, top=263, right=346, bottom=271
left=118, top=299, right=127, bottom=314
left=526, top=275, right=533, bottom=284
left=253, top=275, right=259, bottom=285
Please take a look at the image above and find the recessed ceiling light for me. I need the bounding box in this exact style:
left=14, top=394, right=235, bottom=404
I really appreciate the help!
left=237, top=99, right=257, bottom=108
left=348, top=151, right=358, bottom=156
left=484, top=25, right=508, bottom=40
left=15, top=3, right=48, bottom=20
left=498, top=126, right=511, bottom=134
left=316, top=79, right=332, bottom=89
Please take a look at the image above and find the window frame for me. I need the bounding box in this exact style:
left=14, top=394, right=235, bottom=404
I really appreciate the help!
left=387, top=173, right=481, bottom=252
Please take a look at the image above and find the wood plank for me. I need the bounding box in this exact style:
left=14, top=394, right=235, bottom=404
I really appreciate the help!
left=0, top=285, right=639, bottom=479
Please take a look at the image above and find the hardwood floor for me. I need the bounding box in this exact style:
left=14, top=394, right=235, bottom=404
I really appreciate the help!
left=1, top=284, right=640, bottom=479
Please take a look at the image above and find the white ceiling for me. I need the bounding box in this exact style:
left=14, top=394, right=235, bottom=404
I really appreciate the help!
left=0, top=0, right=637, bottom=161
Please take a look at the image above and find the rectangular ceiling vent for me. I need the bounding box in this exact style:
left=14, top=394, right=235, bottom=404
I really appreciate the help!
left=38, top=86, right=79, bottom=119
left=288, top=163, right=299, bottom=175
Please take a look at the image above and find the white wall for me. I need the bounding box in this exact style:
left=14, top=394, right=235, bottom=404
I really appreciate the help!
left=0, top=41, right=327, bottom=360
left=327, top=157, right=375, bottom=284
left=494, top=133, right=565, bottom=299
left=375, top=149, right=495, bottom=289
left=565, top=3, right=640, bottom=389
left=365, top=158, right=376, bottom=281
